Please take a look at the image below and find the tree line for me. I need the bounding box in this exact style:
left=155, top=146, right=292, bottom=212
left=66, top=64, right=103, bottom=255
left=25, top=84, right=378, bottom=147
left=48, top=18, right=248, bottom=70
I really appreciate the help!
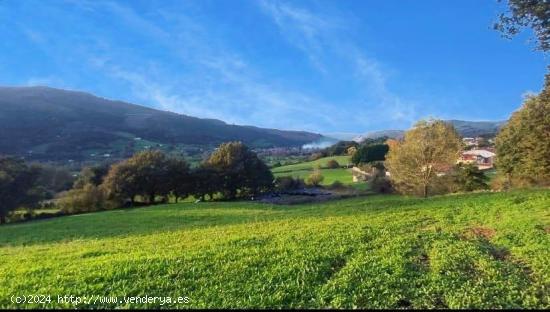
left=0, top=142, right=274, bottom=222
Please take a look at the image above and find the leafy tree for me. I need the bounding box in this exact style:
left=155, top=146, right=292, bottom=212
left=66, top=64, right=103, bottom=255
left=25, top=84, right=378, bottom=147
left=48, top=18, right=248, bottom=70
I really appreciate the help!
left=351, top=144, right=389, bottom=165
left=166, top=158, right=191, bottom=202
left=322, top=141, right=359, bottom=157
left=346, top=146, right=357, bottom=156
left=191, top=167, right=221, bottom=201
left=274, top=176, right=305, bottom=191
left=205, top=142, right=273, bottom=199
left=495, top=92, right=550, bottom=186
left=103, top=150, right=191, bottom=204
left=102, top=161, right=141, bottom=205
left=73, top=164, right=109, bottom=189
left=57, top=184, right=111, bottom=214
left=306, top=168, right=324, bottom=186
left=452, top=163, right=489, bottom=192
left=495, top=0, right=550, bottom=52
left=34, top=164, right=74, bottom=198
left=0, top=157, right=42, bottom=224
left=385, top=120, right=463, bottom=197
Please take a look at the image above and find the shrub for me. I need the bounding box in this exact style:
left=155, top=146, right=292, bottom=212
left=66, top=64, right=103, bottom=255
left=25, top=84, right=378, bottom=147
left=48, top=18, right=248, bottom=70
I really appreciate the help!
left=274, top=176, right=305, bottom=191
left=326, top=159, right=340, bottom=169
left=452, top=164, right=489, bottom=192
left=370, top=176, right=393, bottom=194
left=306, top=169, right=324, bottom=186
left=56, top=184, right=117, bottom=214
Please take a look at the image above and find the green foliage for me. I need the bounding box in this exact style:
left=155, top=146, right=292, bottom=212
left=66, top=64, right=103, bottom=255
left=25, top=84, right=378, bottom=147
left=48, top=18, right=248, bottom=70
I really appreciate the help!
left=351, top=144, right=389, bottom=165
left=326, top=159, right=341, bottom=169
left=73, top=165, right=109, bottom=189
left=205, top=142, right=273, bottom=199
left=322, top=141, right=359, bottom=157
left=190, top=167, right=222, bottom=201
left=495, top=92, right=550, bottom=187
left=0, top=157, right=43, bottom=224
left=102, top=150, right=191, bottom=204
left=56, top=184, right=115, bottom=214
left=0, top=190, right=548, bottom=308
left=274, top=176, right=305, bottom=191
left=306, top=168, right=324, bottom=186
left=452, top=163, right=489, bottom=192
left=369, top=175, right=393, bottom=194
left=386, top=119, right=463, bottom=197
left=166, top=158, right=192, bottom=202
left=495, top=0, right=550, bottom=52
left=33, top=164, right=74, bottom=198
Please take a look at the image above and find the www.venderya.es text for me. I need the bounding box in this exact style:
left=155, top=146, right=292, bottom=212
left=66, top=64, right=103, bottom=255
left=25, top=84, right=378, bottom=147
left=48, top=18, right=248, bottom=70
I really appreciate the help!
left=10, top=294, right=190, bottom=306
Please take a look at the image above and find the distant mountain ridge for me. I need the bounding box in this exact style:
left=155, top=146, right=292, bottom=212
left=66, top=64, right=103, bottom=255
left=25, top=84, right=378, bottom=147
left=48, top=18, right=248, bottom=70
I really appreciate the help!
left=354, top=120, right=506, bottom=142
left=0, top=86, right=322, bottom=162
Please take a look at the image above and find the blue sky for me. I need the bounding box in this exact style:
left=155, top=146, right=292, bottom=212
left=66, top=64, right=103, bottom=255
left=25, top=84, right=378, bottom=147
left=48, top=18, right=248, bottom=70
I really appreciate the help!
left=1, top=0, right=548, bottom=134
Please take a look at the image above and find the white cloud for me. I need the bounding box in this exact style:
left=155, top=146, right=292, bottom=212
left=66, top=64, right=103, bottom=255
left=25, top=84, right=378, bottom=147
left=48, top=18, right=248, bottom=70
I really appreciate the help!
left=258, top=0, right=421, bottom=129
left=25, top=76, right=66, bottom=88
left=76, top=1, right=351, bottom=132
left=12, top=0, right=427, bottom=133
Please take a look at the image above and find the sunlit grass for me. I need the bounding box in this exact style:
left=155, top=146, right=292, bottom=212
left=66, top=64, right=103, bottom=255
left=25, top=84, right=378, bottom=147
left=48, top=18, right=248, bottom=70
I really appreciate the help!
left=0, top=189, right=548, bottom=309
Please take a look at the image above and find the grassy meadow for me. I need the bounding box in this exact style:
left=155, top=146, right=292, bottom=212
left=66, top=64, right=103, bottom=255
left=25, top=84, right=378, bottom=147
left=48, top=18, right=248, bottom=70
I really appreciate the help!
left=272, top=156, right=355, bottom=185
left=0, top=189, right=549, bottom=309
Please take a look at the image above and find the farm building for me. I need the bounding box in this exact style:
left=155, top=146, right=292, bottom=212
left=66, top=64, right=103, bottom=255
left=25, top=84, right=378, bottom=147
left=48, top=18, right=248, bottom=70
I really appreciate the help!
left=351, top=166, right=370, bottom=182
left=458, top=149, right=496, bottom=170
left=352, top=166, right=386, bottom=182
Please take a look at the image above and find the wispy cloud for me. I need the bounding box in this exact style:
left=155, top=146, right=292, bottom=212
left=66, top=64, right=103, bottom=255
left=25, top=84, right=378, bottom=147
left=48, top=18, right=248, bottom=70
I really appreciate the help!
left=75, top=1, right=351, bottom=132
left=6, top=0, right=429, bottom=133
left=258, top=0, right=342, bottom=73
left=258, top=0, right=421, bottom=128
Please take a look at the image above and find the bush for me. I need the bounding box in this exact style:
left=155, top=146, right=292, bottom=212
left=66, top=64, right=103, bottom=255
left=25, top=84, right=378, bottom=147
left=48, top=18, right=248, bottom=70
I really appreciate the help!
left=274, top=176, right=305, bottom=191
left=306, top=169, right=324, bottom=186
left=452, top=164, right=489, bottom=192
left=326, top=159, right=340, bottom=169
left=370, top=176, right=393, bottom=194
left=56, top=184, right=118, bottom=214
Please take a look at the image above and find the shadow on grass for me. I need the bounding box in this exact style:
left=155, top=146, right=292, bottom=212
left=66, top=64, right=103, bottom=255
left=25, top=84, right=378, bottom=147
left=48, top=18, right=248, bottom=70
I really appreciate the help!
left=0, top=191, right=510, bottom=247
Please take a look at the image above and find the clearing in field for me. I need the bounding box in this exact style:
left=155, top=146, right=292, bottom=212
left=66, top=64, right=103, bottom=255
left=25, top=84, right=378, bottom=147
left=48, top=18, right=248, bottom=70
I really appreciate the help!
left=0, top=189, right=549, bottom=309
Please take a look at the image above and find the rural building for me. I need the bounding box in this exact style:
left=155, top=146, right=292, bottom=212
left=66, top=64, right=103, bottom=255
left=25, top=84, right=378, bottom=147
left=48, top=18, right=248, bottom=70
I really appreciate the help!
left=463, top=137, right=477, bottom=147
left=458, top=149, right=496, bottom=170
left=351, top=166, right=371, bottom=182
left=351, top=166, right=385, bottom=182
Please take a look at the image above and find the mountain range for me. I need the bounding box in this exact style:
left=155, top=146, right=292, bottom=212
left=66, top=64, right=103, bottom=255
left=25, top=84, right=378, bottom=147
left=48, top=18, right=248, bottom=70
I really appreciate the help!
left=352, top=120, right=506, bottom=142
left=0, top=86, right=506, bottom=164
left=0, top=86, right=322, bottom=162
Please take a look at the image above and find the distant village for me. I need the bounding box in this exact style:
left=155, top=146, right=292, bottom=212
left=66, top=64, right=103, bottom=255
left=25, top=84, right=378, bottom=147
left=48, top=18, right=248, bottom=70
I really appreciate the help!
left=352, top=136, right=496, bottom=182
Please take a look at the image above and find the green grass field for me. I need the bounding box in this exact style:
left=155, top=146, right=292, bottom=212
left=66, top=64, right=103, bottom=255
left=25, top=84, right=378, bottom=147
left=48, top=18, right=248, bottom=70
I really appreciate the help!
left=274, top=168, right=353, bottom=185
left=272, top=155, right=351, bottom=173
left=0, top=189, right=549, bottom=309
left=272, top=156, right=354, bottom=185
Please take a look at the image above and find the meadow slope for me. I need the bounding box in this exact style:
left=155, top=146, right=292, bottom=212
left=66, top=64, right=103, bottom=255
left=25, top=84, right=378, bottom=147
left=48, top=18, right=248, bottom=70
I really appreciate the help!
left=0, top=189, right=549, bottom=309
left=272, top=156, right=354, bottom=185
